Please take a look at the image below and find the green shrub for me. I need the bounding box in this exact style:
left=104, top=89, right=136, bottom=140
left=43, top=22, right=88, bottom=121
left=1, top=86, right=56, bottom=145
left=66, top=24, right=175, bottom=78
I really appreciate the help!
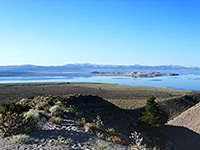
left=0, top=101, right=36, bottom=137
left=49, top=117, right=63, bottom=125
left=0, top=100, right=30, bottom=118
left=0, top=113, right=24, bottom=137
left=39, top=117, right=48, bottom=124
left=55, top=101, right=62, bottom=106
left=21, top=112, right=39, bottom=134
left=19, top=98, right=32, bottom=106
left=59, top=105, right=82, bottom=118
left=105, top=128, right=115, bottom=135
left=8, top=134, right=30, bottom=144
left=53, top=135, right=72, bottom=145
left=139, top=96, right=164, bottom=128
left=47, top=100, right=55, bottom=106
left=23, top=111, right=40, bottom=121
left=0, top=103, right=40, bottom=137
left=93, top=116, right=104, bottom=129
left=35, top=102, right=46, bottom=110
left=49, top=105, right=62, bottom=113
left=49, top=105, right=65, bottom=117
left=44, top=106, right=50, bottom=113
left=0, top=112, right=39, bottom=137
left=96, top=132, right=106, bottom=139
left=55, top=117, right=63, bottom=125
left=91, top=140, right=111, bottom=150
left=63, top=105, right=75, bottom=113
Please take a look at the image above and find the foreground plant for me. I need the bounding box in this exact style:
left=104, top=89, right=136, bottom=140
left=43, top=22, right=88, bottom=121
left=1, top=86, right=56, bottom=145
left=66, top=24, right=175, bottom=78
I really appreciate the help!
left=129, top=131, right=147, bottom=150
left=0, top=100, right=30, bottom=117
left=8, top=134, right=30, bottom=144
left=93, top=116, right=104, bottom=128
left=0, top=101, right=40, bottom=137
left=49, top=117, right=63, bottom=125
left=91, top=140, right=111, bottom=150
left=23, top=111, right=40, bottom=121
left=49, top=105, right=62, bottom=114
left=139, top=96, right=164, bottom=128
left=53, top=135, right=72, bottom=146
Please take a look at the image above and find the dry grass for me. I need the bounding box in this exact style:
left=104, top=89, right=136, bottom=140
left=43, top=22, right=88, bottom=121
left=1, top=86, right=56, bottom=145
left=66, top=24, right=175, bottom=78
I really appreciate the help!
left=0, top=82, right=191, bottom=109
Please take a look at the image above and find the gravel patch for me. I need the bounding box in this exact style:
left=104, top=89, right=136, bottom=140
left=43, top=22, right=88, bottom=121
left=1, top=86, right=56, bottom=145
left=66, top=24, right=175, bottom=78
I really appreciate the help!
left=0, top=118, right=128, bottom=150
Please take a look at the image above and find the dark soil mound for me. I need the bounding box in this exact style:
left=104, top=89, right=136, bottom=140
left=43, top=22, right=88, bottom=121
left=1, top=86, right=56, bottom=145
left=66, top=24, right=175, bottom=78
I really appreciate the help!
left=158, top=92, right=200, bottom=120
left=65, top=94, right=136, bottom=141
left=66, top=94, right=121, bottom=121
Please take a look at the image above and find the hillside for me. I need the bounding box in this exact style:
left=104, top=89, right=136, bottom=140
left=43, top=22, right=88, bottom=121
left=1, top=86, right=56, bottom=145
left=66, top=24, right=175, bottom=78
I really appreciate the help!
left=1, top=83, right=200, bottom=149
left=0, top=83, right=200, bottom=147
left=159, top=93, right=200, bottom=119
left=0, top=94, right=175, bottom=149
left=167, top=102, right=200, bottom=133
left=130, top=92, right=200, bottom=122
left=0, top=95, right=130, bottom=149
left=165, top=102, right=200, bottom=150
left=0, top=82, right=191, bottom=108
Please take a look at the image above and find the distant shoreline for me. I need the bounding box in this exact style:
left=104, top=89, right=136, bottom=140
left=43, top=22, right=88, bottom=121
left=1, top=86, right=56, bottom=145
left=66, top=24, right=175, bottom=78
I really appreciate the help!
left=0, top=72, right=200, bottom=91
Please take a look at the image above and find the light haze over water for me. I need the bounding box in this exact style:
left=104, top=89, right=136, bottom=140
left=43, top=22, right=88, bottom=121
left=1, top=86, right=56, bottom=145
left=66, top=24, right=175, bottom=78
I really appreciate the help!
left=0, top=72, right=200, bottom=91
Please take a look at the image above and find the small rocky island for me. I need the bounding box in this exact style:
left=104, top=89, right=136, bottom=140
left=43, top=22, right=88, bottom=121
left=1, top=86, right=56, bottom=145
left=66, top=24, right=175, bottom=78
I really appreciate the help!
left=91, top=71, right=179, bottom=78
left=131, top=72, right=179, bottom=78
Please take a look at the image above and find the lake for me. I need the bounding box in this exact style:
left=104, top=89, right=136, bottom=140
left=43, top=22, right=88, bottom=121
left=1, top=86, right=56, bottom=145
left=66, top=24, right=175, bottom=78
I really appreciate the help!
left=0, top=72, right=200, bottom=91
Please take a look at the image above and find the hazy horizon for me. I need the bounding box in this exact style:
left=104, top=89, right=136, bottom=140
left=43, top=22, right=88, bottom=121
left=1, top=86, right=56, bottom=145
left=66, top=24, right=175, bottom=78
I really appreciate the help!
left=0, top=63, right=200, bottom=69
left=1, top=0, right=200, bottom=67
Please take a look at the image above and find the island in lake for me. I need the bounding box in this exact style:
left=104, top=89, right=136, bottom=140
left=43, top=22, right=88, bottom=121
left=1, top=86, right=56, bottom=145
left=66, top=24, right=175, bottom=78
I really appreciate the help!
left=91, top=71, right=179, bottom=78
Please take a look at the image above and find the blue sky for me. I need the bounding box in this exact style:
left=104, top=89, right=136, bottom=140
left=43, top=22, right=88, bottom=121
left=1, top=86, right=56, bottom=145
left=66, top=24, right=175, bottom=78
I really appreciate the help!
left=0, top=0, right=200, bottom=67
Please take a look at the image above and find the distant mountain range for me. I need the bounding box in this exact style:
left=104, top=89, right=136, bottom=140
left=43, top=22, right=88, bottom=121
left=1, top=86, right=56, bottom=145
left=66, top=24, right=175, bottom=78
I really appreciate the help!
left=0, top=64, right=200, bottom=72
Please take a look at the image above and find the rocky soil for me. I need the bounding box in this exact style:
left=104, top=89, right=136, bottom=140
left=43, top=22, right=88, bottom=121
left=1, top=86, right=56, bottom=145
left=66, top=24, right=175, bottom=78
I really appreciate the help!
left=0, top=117, right=128, bottom=150
left=165, top=102, right=200, bottom=150
left=167, top=102, right=200, bottom=133
left=2, top=91, right=199, bottom=150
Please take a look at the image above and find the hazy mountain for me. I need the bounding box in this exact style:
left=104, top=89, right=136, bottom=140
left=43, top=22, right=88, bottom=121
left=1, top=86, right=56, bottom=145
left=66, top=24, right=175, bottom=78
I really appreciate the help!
left=0, top=63, right=199, bottom=72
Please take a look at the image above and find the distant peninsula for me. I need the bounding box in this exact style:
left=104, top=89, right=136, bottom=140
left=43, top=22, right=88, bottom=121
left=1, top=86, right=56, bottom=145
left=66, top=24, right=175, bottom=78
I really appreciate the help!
left=91, top=71, right=179, bottom=78
left=0, top=63, right=199, bottom=77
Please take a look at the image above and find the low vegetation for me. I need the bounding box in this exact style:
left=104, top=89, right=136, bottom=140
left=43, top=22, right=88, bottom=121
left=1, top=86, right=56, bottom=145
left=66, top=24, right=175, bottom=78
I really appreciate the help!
left=91, top=140, right=111, bottom=150
left=0, top=94, right=138, bottom=147
left=0, top=82, right=191, bottom=109
left=0, top=101, right=38, bottom=137
left=139, top=96, right=164, bottom=128
left=52, top=135, right=73, bottom=146
left=0, top=83, right=199, bottom=149
left=129, top=131, right=147, bottom=150
left=8, top=134, right=30, bottom=144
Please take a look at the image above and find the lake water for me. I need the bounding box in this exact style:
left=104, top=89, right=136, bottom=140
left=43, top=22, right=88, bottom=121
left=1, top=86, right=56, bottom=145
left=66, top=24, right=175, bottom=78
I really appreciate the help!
left=0, top=72, right=200, bottom=91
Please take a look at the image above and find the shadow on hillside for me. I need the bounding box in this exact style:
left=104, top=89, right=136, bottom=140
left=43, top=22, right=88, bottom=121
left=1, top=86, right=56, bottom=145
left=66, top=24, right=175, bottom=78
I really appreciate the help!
left=26, top=119, right=97, bottom=145
left=28, top=127, right=94, bottom=145
left=165, top=125, right=200, bottom=150
left=158, top=93, right=200, bottom=120
left=126, top=92, right=200, bottom=123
